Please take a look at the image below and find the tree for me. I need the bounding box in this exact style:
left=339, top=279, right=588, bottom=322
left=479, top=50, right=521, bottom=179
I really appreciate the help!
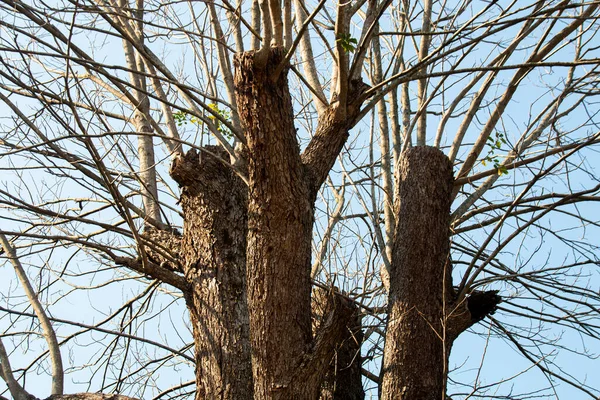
left=1, top=0, right=599, bottom=399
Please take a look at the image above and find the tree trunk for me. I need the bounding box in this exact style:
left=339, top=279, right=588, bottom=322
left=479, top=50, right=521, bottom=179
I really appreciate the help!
left=170, top=147, right=253, bottom=400
left=381, top=146, right=454, bottom=399
left=163, top=47, right=369, bottom=400
left=234, top=48, right=315, bottom=399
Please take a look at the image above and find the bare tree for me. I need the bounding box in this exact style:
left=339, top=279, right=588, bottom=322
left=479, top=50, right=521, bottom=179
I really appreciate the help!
left=1, top=0, right=600, bottom=399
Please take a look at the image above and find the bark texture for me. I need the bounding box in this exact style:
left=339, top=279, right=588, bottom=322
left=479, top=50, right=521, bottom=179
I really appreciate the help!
left=380, top=147, right=501, bottom=399
left=141, top=226, right=182, bottom=273
left=233, top=48, right=367, bottom=399
left=170, top=147, right=253, bottom=400
left=381, top=146, right=454, bottom=399
left=302, top=79, right=371, bottom=200
left=235, top=48, right=315, bottom=399
left=313, top=289, right=365, bottom=400
left=294, top=288, right=358, bottom=398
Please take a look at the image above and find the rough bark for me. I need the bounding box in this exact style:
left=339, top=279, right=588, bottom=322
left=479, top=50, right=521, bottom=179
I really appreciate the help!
left=301, top=106, right=349, bottom=200
left=234, top=48, right=315, bottom=399
left=170, top=147, right=253, bottom=400
left=381, top=147, right=501, bottom=399
left=381, top=146, right=454, bottom=399
left=301, top=79, right=371, bottom=200
left=291, top=288, right=359, bottom=399
left=313, top=289, right=364, bottom=400
left=140, top=226, right=183, bottom=273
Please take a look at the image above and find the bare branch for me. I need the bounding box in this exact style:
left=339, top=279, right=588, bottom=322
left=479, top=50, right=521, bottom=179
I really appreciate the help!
left=0, top=233, right=64, bottom=395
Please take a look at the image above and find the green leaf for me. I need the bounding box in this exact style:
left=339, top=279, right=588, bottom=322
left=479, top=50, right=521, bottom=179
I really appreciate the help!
left=336, top=33, right=357, bottom=53
left=173, top=110, right=188, bottom=126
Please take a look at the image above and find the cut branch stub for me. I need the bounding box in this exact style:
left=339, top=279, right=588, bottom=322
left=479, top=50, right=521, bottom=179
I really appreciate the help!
left=445, top=289, right=502, bottom=343
left=140, top=226, right=182, bottom=273
left=467, top=290, right=501, bottom=322
left=170, top=146, right=253, bottom=400
left=381, top=146, right=453, bottom=400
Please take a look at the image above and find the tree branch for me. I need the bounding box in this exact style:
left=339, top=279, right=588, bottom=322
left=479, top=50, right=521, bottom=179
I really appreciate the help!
left=113, top=256, right=188, bottom=292
left=289, top=288, right=358, bottom=396
left=44, top=394, right=139, bottom=400
left=0, top=337, right=31, bottom=400
left=301, top=80, right=371, bottom=199
left=0, top=233, right=64, bottom=396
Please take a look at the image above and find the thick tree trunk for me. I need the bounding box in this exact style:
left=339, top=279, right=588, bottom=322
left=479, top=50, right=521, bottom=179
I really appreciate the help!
left=381, top=146, right=454, bottom=399
left=170, top=148, right=253, bottom=400
left=234, top=48, right=315, bottom=399
left=380, top=147, right=502, bottom=399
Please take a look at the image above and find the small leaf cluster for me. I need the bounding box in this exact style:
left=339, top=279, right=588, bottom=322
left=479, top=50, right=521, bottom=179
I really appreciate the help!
left=172, top=104, right=233, bottom=140
left=173, top=110, right=199, bottom=127
left=336, top=33, right=358, bottom=53
left=482, top=131, right=509, bottom=175
left=207, top=103, right=233, bottom=140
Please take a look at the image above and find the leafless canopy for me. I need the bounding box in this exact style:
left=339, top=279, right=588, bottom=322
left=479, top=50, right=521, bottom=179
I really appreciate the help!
left=1, top=0, right=600, bottom=398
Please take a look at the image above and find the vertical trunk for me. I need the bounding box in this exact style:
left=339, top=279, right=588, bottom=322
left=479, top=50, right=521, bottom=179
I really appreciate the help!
left=134, top=112, right=162, bottom=224
left=381, top=146, right=453, bottom=399
left=170, top=148, right=253, bottom=400
left=234, top=48, right=314, bottom=399
left=119, top=0, right=162, bottom=225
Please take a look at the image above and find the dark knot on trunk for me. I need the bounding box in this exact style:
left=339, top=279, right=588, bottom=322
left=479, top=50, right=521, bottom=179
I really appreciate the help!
left=467, top=290, right=502, bottom=323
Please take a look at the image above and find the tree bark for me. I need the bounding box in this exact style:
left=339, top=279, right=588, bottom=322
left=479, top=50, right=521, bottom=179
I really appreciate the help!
left=234, top=48, right=315, bottom=399
left=301, top=79, right=371, bottom=201
left=381, top=146, right=454, bottom=399
left=380, top=146, right=501, bottom=399
left=170, top=147, right=253, bottom=400
left=313, top=289, right=364, bottom=400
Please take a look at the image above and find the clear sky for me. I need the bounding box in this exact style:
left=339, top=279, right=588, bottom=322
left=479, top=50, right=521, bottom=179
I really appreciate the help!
left=1, top=1, right=600, bottom=399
